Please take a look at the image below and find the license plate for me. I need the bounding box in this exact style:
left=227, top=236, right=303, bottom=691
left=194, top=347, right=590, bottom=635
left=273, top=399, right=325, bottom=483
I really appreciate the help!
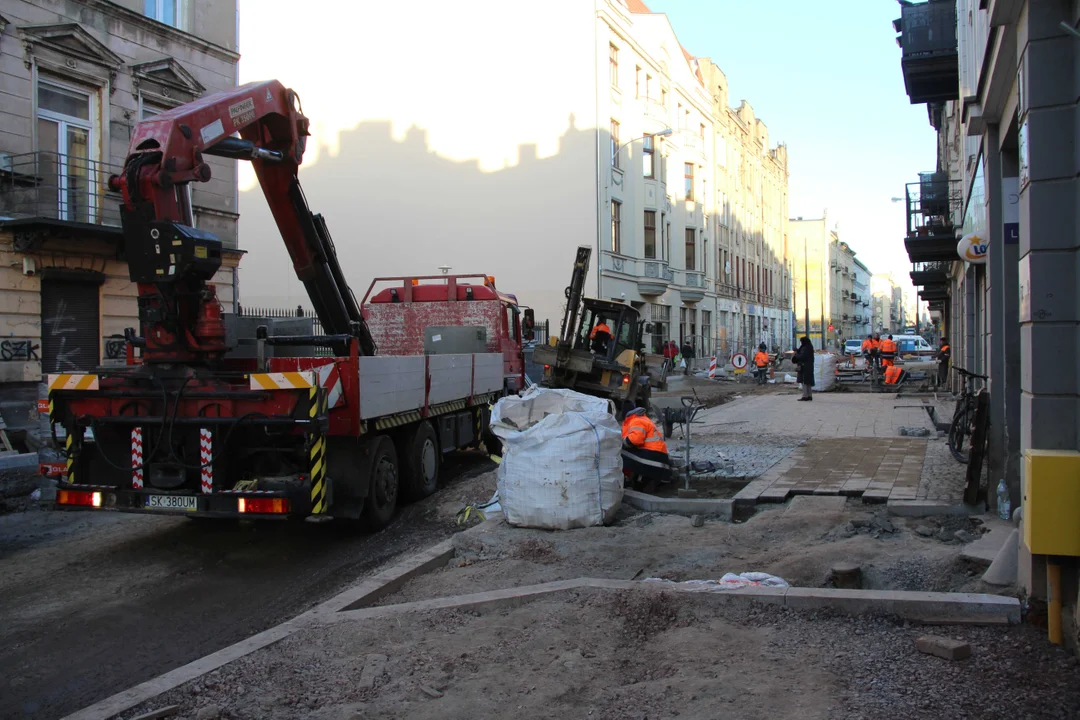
left=145, top=495, right=199, bottom=511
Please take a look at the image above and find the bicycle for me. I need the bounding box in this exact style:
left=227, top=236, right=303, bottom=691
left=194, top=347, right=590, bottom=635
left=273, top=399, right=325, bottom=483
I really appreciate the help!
left=948, top=366, right=988, bottom=463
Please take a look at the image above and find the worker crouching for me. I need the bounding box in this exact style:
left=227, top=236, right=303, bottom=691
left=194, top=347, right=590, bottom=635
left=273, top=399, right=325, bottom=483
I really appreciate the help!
left=621, top=407, right=672, bottom=487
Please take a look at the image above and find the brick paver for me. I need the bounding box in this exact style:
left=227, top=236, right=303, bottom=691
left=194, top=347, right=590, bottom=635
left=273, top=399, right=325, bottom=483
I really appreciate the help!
left=702, top=392, right=966, bottom=504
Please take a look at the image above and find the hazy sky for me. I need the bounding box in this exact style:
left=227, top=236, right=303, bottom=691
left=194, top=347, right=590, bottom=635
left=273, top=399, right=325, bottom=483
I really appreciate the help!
left=646, top=0, right=937, bottom=290
left=235, top=0, right=934, bottom=302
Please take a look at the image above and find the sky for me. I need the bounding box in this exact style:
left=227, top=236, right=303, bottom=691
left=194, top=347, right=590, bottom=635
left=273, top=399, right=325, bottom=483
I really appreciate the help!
left=645, top=0, right=938, bottom=294
left=234, top=0, right=936, bottom=309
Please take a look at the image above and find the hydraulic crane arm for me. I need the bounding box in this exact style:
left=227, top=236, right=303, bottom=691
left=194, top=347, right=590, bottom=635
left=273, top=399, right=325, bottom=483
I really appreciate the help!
left=110, top=79, right=375, bottom=362
left=559, top=246, right=592, bottom=345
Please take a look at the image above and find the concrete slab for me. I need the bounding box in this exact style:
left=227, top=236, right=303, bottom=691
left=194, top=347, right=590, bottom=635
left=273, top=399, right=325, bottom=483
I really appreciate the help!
left=622, top=489, right=735, bottom=520
left=0, top=452, right=37, bottom=472
left=982, top=528, right=1020, bottom=587
left=960, top=518, right=1016, bottom=568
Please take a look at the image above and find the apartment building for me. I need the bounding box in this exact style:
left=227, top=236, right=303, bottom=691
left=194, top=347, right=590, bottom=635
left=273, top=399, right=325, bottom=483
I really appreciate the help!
left=598, top=3, right=791, bottom=359
left=0, top=0, right=239, bottom=429
left=852, top=258, right=872, bottom=338
left=893, top=0, right=1080, bottom=625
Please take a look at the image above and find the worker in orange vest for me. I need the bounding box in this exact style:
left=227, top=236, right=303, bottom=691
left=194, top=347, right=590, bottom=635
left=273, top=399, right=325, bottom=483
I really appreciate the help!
left=753, top=343, right=770, bottom=385
left=589, top=316, right=612, bottom=354
left=621, top=406, right=672, bottom=486
left=879, top=334, right=898, bottom=368
left=884, top=364, right=905, bottom=386
left=861, top=334, right=874, bottom=355
left=936, top=339, right=951, bottom=387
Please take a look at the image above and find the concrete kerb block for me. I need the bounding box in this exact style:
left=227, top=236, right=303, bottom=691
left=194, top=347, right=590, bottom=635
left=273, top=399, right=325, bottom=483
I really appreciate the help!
left=783, top=587, right=1020, bottom=624
left=622, top=489, right=735, bottom=520
left=330, top=539, right=456, bottom=614
left=887, top=500, right=983, bottom=518
left=0, top=452, right=37, bottom=472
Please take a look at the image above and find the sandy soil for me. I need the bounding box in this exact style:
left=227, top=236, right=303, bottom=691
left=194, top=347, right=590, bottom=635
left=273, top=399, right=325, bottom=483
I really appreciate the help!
left=372, top=495, right=989, bottom=609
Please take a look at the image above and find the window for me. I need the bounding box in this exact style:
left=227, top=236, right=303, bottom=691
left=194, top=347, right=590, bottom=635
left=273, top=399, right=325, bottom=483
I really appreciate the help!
left=37, top=80, right=95, bottom=223
left=677, top=102, right=682, bottom=127
left=643, top=134, right=654, bottom=178
left=645, top=74, right=652, bottom=99
left=684, top=163, right=694, bottom=201
left=660, top=86, right=667, bottom=107
left=635, top=66, right=641, bottom=98
left=611, top=200, right=621, bottom=253
left=679, top=307, right=687, bottom=345
left=664, top=219, right=671, bottom=261
left=644, top=210, right=656, bottom=259
left=700, top=123, right=706, bottom=142
left=701, top=310, right=712, bottom=354
left=610, top=120, right=620, bottom=169
left=140, top=104, right=162, bottom=121
left=609, top=44, right=619, bottom=86
left=685, top=228, right=696, bottom=271
left=144, top=0, right=181, bottom=28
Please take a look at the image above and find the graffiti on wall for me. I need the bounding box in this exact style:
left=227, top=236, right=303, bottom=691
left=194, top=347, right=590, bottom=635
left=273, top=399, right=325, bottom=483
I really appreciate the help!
left=0, top=339, right=40, bottom=362
left=44, top=298, right=82, bottom=372
left=104, top=336, right=128, bottom=361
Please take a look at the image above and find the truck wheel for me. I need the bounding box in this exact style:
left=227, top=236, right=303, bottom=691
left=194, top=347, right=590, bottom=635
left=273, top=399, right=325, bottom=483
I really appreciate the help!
left=362, top=436, right=399, bottom=530
left=400, top=421, right=439, bottom=502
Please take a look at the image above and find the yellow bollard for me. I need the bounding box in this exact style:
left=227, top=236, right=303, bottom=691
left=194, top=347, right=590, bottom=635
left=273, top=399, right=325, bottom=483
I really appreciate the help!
left=1047, top=559, right=1063, bottom=645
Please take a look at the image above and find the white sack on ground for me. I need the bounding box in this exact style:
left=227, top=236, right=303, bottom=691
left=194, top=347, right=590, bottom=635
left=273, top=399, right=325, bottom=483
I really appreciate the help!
left=491, top=388, right=622, bottom=530
left=813, top=353, right=837, bottom=392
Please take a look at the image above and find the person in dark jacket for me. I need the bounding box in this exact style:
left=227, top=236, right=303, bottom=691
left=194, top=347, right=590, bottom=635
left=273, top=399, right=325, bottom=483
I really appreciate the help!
left=680, top=341, right=695, bottom=375
left=793, top=336, right=815, bottom=401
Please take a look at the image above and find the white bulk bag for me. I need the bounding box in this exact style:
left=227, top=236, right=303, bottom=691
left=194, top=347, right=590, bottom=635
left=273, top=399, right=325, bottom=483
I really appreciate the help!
left=491, top=388, right=623, bottom=529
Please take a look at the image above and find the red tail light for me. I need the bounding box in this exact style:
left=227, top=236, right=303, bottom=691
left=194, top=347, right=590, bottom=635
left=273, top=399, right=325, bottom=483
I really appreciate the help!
left=57, top=490, right=101, bottom=507
left=622, top=374, right=630, bottom=384
left=237, top=497, right=289, bottom=514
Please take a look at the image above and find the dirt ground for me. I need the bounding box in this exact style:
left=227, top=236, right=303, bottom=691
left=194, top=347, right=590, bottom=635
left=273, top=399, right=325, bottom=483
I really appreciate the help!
left=119, top=494, right=1080, bottom=720
left=377, top=493, right=992, bottom=608
left=0, top=454, right=497, bottom=720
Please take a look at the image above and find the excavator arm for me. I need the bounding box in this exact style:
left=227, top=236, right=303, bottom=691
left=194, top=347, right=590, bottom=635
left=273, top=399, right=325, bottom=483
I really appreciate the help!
left=110, top=79, right=375, bottom=362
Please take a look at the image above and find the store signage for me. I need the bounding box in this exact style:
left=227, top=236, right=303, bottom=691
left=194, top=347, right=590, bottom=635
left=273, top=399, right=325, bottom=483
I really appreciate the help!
left=957, top=232, right=988, bottom=264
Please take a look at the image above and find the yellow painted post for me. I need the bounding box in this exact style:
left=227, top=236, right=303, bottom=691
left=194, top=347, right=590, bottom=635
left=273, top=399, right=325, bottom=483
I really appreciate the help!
left=1047, top=560, right=1063, bottom=645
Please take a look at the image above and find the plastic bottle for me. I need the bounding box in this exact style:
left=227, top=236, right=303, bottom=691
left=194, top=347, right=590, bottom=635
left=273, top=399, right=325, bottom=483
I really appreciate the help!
left=997, top=479, right=1011, bottom=521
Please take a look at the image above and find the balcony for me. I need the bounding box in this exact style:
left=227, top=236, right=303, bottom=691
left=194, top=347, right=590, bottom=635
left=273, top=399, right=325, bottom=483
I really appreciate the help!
left=903, top=174, right=961, bottom=263
left=638, top=260, right=673, bottom=296
left=679, top=271, right=705, bottom=303
left=894, top=0, right=959, bottom=104
left=0, top=151, right=122, bottom=228
left=910, top=260, right=951, bottom=288
left=644, top=99, right=667, bottom=124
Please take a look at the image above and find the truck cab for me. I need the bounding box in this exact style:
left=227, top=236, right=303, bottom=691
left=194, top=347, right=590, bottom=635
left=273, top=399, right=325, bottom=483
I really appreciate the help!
left=362, top=274, right=526, bottom=394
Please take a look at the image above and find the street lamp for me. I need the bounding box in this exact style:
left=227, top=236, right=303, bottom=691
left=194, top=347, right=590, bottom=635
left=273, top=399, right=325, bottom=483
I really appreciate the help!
left=616, top=127, right=674, bottom=158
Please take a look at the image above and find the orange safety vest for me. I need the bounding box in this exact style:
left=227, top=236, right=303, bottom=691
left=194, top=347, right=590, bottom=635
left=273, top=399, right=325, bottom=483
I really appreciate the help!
left=880, top=338, right=897, bottom=353
left=870, top=339, right=881, bottom=351
left=861, top=339, right=873, bottom=353
left=940, top=344, right=950, bottom=357
left=622, top=413, right=668, bottom=453
left=753, top=351, right=769, bottom=367
left=884, top=365, right=903, bottom=385
left=590, top=322, right=611, bottom=339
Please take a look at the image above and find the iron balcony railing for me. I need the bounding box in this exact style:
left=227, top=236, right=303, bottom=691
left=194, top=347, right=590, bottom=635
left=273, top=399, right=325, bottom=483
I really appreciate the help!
left=0, top=151, right=123, bottom=226
left=913, top=260, right=952, bottom=274
left=905, top=174, right=961, bottom=237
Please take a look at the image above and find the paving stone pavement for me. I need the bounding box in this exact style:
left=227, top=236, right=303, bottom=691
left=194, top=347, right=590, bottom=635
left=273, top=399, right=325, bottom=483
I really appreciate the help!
left=691, top=393, right=967, bottom=504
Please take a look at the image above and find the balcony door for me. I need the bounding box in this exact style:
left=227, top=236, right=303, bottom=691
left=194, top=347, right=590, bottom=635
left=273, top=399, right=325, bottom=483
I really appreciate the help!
left=37, top=81, right=95, bottom=223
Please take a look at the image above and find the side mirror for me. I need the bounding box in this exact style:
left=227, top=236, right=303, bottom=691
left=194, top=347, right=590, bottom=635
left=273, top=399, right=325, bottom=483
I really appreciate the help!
left=522, top=308, right=535, bottom=341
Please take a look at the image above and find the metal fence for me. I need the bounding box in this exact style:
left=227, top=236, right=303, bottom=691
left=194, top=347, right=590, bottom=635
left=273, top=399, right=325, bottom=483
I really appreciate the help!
left=0, top=151, right=123, bottom=226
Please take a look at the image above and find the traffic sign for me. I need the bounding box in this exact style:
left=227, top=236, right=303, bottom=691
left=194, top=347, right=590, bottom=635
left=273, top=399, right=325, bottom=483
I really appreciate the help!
left=731, top=353, right=748, bottom=373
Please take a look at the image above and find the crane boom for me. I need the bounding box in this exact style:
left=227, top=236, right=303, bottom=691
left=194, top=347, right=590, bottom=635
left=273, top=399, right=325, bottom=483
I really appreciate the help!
left=110, top=79, right=375, bottom=362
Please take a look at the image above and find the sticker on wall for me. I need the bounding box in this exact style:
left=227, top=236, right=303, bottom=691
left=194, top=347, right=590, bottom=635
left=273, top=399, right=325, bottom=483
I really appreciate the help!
left=957, top=232, right=988, bottom=264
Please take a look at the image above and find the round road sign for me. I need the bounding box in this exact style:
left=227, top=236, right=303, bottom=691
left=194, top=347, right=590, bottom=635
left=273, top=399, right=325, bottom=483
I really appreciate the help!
left=731, top=353, right=748, bottom=369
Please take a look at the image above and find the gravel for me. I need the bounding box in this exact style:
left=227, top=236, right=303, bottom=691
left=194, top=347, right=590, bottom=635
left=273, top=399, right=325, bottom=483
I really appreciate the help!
left=119, top=592, right=1080, bottom=720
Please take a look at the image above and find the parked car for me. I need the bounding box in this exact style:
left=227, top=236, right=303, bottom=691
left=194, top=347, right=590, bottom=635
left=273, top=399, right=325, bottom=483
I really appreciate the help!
left=843, top=339, right=864, bottom=356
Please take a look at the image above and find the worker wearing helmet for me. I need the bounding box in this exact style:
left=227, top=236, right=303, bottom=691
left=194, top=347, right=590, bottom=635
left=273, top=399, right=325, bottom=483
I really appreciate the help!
left=753, top=343, right=770, bottom=385
left=621, top=406, right=671, bottom=486
left=589, top=316, right=612, bottom=354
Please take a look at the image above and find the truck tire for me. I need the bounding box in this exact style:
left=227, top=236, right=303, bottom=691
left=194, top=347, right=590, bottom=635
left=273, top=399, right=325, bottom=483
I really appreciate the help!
left=362, top=435, right=399, bottom=530
left=400, top=421, right=439, bottom=502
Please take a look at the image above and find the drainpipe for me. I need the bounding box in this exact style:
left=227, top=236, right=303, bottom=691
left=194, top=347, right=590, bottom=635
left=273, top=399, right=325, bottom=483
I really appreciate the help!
left=594, top=3, right=603, bottom=300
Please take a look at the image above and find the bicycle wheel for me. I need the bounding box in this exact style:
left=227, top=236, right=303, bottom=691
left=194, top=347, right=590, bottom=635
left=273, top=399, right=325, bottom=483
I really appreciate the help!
left=948, top=400, right=970, bottom=464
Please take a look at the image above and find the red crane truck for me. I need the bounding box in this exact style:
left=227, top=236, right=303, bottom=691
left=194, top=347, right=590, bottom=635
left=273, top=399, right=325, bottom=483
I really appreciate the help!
left=45, top=80, right=524, bottom=528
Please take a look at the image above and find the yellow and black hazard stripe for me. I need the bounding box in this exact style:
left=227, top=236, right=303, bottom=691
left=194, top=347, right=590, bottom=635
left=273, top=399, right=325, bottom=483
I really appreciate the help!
left=371, top=392, right=501, bottom=432
left=373, top=409, right=423, bottom=431
left=65, top=432, right=76, bottom=485
left=308, top=384, right=330, bottom=514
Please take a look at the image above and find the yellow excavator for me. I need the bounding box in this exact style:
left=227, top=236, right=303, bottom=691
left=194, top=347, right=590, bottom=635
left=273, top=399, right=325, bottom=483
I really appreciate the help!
left=532, top=246, right=653, bottom=414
